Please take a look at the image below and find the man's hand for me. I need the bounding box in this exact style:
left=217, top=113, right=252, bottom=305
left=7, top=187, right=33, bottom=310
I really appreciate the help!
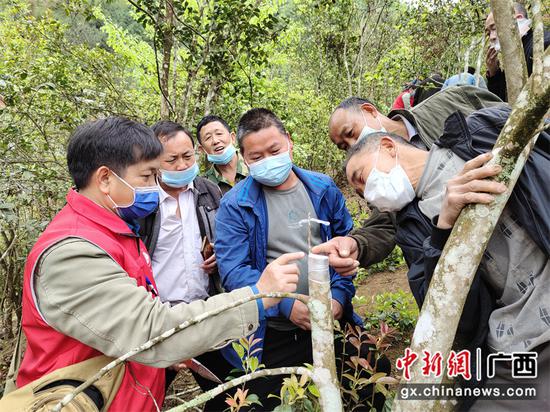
left=256, top=252, right=304, bottom=309
left=438, top=152, right=506, bottom=230
left=331, top=299, right=344, bottom=320
left=201, top=253, right=217, bottom=275
left=290, top=297, right=311, bottom=330
left=486, top=47, right=500, bottom=77
left=168, top=361, right=189, bottom=372
left=311, top=236, right=360, bottom=276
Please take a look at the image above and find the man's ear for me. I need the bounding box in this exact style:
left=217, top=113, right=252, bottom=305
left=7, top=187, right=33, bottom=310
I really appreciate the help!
left=230, top=131, right=236, bottom=145
left=197, top=144, right=205, bottom=155
left=380, top=136, right=397, bottom=158
left=96, top=166, right=113, bottom=195
left=360, top=103, right=378, bottom=116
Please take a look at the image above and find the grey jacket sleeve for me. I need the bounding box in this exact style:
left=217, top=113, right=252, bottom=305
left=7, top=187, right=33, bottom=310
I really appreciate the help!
left=34, top=238, right=259, bottom=368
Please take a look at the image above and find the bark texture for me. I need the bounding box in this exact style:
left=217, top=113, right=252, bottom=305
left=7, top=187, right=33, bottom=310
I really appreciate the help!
left=489, top=0, right=528, bottom=104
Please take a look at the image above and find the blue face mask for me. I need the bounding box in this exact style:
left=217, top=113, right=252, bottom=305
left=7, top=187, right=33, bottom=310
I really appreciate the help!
left=248, top=149, right=293, bottom=187
left=160, top=162, right=199, bottom=188
left=207, top=145, right=236, bottom=165
left=108, top=172, right=159, bottom=221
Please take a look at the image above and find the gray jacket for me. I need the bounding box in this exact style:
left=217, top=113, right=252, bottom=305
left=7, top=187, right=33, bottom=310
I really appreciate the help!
left=388, top=85, right=503, bottom=149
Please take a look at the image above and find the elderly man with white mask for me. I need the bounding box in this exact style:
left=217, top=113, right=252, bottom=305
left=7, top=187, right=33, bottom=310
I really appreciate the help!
left=344, top=105, right=550, bottom=411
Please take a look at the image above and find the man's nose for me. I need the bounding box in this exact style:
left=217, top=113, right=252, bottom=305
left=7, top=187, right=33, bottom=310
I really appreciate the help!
left=176, top=158, right=187, bottom=170
left=489, top=30, right=498, bottom=41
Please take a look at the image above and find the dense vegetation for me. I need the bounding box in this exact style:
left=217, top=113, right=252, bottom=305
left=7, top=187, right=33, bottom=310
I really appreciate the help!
left=0, top=0, right=490, bottom=340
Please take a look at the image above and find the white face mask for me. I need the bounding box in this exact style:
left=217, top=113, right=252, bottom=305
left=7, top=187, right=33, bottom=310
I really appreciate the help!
left=363, top=145, right=415, bottom=212
left=517, top=17, right=532, bottom=36
left=358, top=111, right=387, bottom=143
left=490, top=17, right=531, bottom=51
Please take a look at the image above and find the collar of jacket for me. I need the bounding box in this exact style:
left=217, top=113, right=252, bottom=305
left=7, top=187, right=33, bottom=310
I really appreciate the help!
left=66, top=188, right=137, bottom=237
left=236, top=165, right=330, bottom=208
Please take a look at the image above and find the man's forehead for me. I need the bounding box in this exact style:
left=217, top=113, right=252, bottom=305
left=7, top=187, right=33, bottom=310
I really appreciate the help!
left=202, top=121, right=227, bottom=134
left=126, top=158, right=160, bottom=173
left=330, top=108, right=356, bottom=131
left=485, top=13, right=495, bottom=27
left=243, top=126, right=286, bottom=148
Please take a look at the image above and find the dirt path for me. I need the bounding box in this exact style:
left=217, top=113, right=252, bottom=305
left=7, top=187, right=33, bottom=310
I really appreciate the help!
left=354, top=267, right=410, bottom=315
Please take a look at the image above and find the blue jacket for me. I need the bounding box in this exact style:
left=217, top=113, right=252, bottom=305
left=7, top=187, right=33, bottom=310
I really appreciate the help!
left=215, top=166, right=360, bottom=367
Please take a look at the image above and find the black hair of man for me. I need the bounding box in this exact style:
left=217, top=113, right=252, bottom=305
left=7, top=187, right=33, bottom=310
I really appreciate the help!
left=343, top=131, right=412, bottom=173
left=196, top=114, right=231, bottom=144
left=236, top=108, right=287, bottom=145
left=151, top=120, right=194, bottom=147
left=334, top=96, right=376, bottom=113
left=67, top=117, right=163, bottom=190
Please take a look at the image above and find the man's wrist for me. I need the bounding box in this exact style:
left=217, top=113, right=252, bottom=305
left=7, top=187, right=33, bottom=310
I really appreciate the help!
left=436, top=215, right=453, bottom=230
left=348, top=235, right=363, bottom=261
left=250, top=285, right=266, bottom=321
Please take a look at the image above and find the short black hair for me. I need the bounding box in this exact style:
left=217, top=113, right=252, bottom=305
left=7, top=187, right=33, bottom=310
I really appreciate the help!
left=151, top=120, right=194, bottom=147
left=343, top=131, right=412, bottom=172
left=334, top=96, right=376, bottom=113
left=196, top=115, right=231, bottom=144
left=67, top=117, right=162, bottom=190
left=236, top=108, right=287, bottom=145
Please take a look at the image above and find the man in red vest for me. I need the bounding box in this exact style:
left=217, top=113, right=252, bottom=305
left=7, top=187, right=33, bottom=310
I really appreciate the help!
left=17, top=117, right=302, bottom=411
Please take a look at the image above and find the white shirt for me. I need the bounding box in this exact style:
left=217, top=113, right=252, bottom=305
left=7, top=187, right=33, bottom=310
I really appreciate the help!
left=151, top=183, right=209, bottom=304
left=391, top=114, right=418, bottom=139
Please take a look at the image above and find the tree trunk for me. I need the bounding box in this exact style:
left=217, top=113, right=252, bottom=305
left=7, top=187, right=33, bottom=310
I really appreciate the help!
left=160, top=0, right=174, bottom=119
left=308, top=253, right=343, bottom=412
left=489, top=0, right=528, bottom=104
left=392, top=4, right=549, bottom=409
left=171, top=41, right=179, bottom=118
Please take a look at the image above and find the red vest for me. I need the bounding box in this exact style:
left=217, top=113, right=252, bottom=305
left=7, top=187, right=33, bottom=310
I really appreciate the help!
left=18, top=189, right=165, bottom=411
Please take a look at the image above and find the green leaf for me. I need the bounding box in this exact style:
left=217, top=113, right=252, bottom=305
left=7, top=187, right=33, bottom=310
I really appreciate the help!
left=307, top=384, right=320, bottom=398
left=232, top=342, right=245, bottom=359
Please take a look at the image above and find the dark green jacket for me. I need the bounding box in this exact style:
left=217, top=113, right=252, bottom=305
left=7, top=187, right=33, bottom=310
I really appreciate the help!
left=350, top=85, right=503, bottom=268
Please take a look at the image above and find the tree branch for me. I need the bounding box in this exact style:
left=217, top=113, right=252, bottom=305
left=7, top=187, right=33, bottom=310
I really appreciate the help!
left=530, top=0, right=544, bottom=87
left=50, top=292, right=308, bottom=412
left=489, top=0, right=528, bottom=103
left=166, top=367, right=311, bottom=411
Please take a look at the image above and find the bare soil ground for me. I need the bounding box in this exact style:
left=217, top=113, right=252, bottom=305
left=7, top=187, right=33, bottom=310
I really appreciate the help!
left=354, top=267, right=411, bottom=316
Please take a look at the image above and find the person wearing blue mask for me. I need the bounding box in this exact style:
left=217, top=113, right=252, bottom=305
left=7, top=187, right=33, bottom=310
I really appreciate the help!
left=141, top=121, right=221, bottom=304
left=196, top=114, right=248, bottom=195
left=13, top=116, right=303, bottom=411
left=139, top=121, right=234, bottom=409
left=215, top=108, right=389, bottom=410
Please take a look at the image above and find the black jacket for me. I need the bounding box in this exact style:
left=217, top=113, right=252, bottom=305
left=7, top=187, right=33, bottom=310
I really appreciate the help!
left=139, top=176, right=223, bottom=295
left=397, top=105, right=549, bottom=410
left=487, top=29, right=550, bottom=101
left=352, top=86, right=503, bottom=269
